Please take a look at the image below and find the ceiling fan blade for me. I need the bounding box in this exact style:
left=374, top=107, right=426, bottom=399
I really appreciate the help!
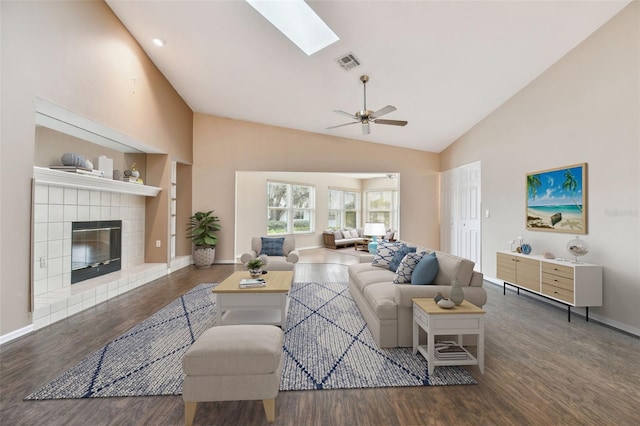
left=374, top=119, right=408, bottom=126
left=369, top=105, right=397, bottom=119
left=326, top=122, right=359, bottom=130
left=362, top=122, right=370, bottom=135
left=333, top=110, right=358, bottom=120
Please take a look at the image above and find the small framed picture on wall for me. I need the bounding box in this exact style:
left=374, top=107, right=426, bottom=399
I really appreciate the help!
left=526, top=163, right=587, bottom=234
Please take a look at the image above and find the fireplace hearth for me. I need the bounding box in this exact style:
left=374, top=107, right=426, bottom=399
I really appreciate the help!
left=71, top=220, right=122, bottom=284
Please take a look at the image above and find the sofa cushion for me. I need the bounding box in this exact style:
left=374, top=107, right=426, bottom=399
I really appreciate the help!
left=334, top=231, right=343, bottom=241
left=371, top=242, right=402, bottom=269
left=388, top=245, right=416, bottom=272
left=431, top=252, right=463, bottom=285
left=260, top=237, right=284, bottom=256
left=362, top=282, right=397, bottom=320
left=411, top=252, right=439, bottom=285
left=393, top=251, right=428, bottom=284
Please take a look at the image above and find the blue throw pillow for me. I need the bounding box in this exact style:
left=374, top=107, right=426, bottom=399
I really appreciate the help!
left=411, top=252, right=439, bottom=285
left=260, top=237, right=285, bottom=256
left=388, top=245, right=416, bottom=272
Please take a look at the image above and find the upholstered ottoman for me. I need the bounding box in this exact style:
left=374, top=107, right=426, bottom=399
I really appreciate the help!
left=182, top=325, right=284, bottom=425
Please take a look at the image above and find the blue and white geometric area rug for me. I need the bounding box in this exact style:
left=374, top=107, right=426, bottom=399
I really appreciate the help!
left=281, top=281, right=476, bottom=390
left=26, top=282, right=475, bottom=400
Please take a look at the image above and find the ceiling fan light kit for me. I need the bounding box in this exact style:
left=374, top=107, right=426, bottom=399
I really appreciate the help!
left=327, top=75, right=408, bottom=134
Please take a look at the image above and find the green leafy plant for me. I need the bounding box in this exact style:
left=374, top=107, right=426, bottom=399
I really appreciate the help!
left=186, top=211, right=221, bottom=248
left=246, top=258, right=265, bottom=270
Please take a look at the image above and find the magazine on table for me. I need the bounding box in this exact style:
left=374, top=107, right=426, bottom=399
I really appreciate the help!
left=239, top=278, right=266, bottom=288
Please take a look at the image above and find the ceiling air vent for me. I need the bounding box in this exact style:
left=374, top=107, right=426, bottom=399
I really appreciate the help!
left=336, top=53, right=360, bottom=71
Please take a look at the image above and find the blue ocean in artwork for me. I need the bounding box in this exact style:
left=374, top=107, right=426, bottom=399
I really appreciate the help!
left=527, top=205, right=582, bottom=215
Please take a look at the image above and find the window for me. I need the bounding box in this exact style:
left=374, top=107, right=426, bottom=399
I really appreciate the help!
left=328, top=189, right=360, bottom=229
left=366, top=190, right=397, bottom=230
left=267, top=181, right=315, bottom=235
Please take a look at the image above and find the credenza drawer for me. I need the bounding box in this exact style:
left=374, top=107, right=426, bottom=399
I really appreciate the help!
left=542, top=283, right=574, bottom=304
left=542, top=262, right=574, bottom=280
left=542, top=272, right=574, bottom=292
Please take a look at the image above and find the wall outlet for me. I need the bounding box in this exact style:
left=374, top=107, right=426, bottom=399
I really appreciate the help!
left=40, top=257, right=46, bottom=268
left=155, top=240, right=161, bottom=248
left=485, top=209, right=490, bottom=218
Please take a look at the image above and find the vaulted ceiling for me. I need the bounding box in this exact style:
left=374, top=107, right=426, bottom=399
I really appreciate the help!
left=107, top=0, right=630, bottom=153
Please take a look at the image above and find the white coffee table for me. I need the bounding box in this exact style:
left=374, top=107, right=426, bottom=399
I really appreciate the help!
left=213, top=271, right=293, bottom=327
left=412, top=298, right=485, bottom=375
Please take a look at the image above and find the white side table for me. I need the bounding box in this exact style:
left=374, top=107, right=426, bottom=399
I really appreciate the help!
left=412, top=298, right=485, bottom=375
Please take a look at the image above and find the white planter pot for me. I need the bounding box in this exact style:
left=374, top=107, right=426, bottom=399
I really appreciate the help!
left=193, top=247, right=216, bottom=269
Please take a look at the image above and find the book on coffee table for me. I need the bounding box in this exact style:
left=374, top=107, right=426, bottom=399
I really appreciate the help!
left=239, top=278, right=266, bottom=288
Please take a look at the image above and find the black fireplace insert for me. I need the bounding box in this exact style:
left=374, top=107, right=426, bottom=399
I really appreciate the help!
left=71, top=220, right=122, bottom=284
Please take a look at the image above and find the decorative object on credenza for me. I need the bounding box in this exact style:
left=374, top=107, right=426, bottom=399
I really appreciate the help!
left=567, top=236, right=589, bottom=263
left=543, top=252, right=556, bottom=259
left=449, top=278, right=464, bottom=306
left=61, top=152, right=85, bottom=167
left=186, top=210, right=221, bottom=269
left=113, top=169, right=122, bottom=181
left=520, top=243, right=532, bottom=255
left=433, top=292, right=444, bottom=303
left=363, top=222, right=386, bottom=254
left=526, top=163, right=587, bottom=234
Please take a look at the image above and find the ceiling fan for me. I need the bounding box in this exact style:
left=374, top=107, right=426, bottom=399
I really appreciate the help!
left=327, top=75, right=408, bottom=135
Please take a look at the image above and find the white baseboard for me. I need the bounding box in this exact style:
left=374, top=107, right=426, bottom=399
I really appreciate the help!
left=0, top=324, right=34, bottom=346
left=486, top=276, right=639, bottom=337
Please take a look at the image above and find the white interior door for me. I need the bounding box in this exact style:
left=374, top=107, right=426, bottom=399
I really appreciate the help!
left=440, top=161, right=482, bottom=271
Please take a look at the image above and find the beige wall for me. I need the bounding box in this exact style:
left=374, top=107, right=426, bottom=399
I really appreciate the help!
left=441, top=3, right=639, bottom=333
left=194, top=114, right=440, bottom=263
left=0, top=1, right=193, bottom=335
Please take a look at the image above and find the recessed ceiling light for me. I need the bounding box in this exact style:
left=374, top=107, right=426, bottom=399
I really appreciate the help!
left=152, top=38, right=166, bottom=47
left=245, top=0, right=339, bottom=56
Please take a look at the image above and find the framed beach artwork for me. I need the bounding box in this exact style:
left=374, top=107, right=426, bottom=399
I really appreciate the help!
left=526, top=163, right=587, bottom=234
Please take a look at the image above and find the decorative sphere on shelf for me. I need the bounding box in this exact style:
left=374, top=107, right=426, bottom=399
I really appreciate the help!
left=61, top=153, right=85, bottom=167
left=567, top=236, right=589, bottom=263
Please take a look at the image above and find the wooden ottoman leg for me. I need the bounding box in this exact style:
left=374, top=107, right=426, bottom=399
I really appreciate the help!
left=263, top=398, right=275, bottom=422
left=184, top=401, right=197, bottom=426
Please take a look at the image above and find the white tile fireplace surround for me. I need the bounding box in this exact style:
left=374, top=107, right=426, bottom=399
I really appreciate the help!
left=30, top=167, right=188, bottom=330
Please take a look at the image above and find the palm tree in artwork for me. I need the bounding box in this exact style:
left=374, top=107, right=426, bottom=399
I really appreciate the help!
left=562, top=169, right=582, bottom=212
left=527, top=174, right=542, bottom=199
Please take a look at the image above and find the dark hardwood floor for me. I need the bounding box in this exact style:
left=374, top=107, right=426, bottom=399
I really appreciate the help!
left=1, top=248, right=639, bottom=426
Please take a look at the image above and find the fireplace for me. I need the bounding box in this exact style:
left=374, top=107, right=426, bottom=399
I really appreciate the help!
left=71, top=220, right=122, bottom=284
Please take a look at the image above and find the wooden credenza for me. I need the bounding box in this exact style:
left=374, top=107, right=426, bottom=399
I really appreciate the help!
left=496, top=251, right=602, bottom=321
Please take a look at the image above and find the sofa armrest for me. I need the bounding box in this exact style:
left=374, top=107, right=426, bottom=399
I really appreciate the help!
left=323, top=232, right=337, bottom=249
left=470, top=271, right=484, bottom=287
left=286, top=250, right=300, bottom=264
left=394, top=284, right=450, bottom=308
left=240, top=250, right=258, bottom=264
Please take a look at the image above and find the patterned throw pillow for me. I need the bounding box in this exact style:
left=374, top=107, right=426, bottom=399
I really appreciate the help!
left=260, top=237, right=285, bottom=256
left=371, top=242, right=403, bottom=268
left=388, top=245, right=417, bottom=272
left=393, top=251, right=429, bottom=283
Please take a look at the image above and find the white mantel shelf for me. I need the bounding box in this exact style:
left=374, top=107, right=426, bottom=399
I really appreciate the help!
left=33, top=166, right=161, bottom=197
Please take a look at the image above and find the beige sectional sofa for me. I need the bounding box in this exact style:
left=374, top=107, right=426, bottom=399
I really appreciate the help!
left=348, top=246, right=486, bottom=348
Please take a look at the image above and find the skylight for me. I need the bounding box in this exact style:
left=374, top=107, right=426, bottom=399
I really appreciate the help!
left=245, top=0, right=339, bottom=56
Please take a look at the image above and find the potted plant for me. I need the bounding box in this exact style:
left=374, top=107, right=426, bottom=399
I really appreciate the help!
left=186, top=210, right=221, bottom=268
left=245, top=258, right=265, bottom=278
